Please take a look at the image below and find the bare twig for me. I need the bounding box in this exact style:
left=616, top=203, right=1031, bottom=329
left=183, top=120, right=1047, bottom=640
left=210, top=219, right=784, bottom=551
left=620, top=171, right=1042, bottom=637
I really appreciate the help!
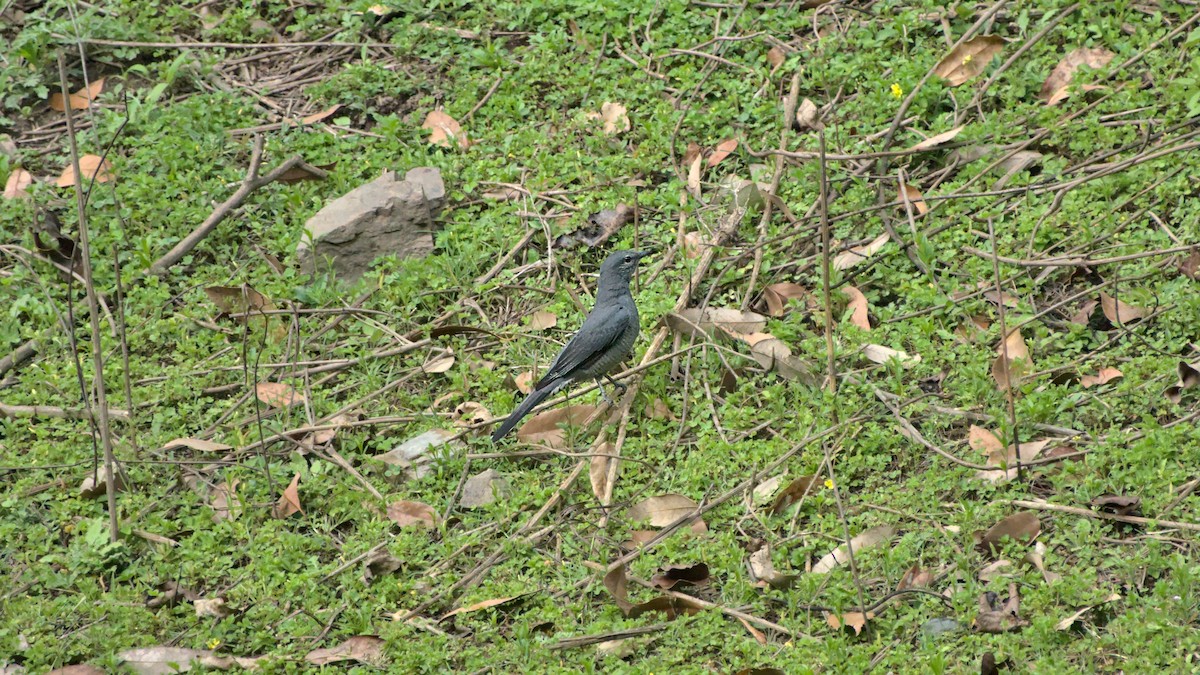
left=0, top=402, right=130, bottom=421
left=1011, top=499, right=1200, bottom=533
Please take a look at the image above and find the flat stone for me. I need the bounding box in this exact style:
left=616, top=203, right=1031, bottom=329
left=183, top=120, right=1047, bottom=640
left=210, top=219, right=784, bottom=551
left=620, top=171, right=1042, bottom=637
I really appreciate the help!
left=297, top=167, right=445, bottom=281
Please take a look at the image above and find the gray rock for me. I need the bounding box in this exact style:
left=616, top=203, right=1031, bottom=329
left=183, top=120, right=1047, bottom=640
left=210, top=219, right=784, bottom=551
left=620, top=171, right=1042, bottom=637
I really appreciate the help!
left=298, top=167, right=445, bottom=281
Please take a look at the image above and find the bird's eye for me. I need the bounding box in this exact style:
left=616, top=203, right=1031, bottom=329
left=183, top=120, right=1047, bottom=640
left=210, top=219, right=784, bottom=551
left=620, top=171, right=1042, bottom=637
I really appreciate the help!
left=623, top=255, right=633, bottom=263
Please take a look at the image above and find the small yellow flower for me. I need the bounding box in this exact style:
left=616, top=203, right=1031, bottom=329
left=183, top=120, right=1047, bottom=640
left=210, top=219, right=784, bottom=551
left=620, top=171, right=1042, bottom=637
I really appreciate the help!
left=207, top=638, right=221, bottom=650
left=890, top=83, right=903, bottom=98
left=962, top=54, right=974, bottom=65
left=824, top=479, right=835, bottom=489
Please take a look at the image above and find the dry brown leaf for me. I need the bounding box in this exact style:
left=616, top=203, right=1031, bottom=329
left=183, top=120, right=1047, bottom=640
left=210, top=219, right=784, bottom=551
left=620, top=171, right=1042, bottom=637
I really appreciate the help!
left=769, top=475, right=819, bottom=515
left=451, top=402, right=490, bottom=430
left=276, top=161, right=334, bottom=184
left=650, top=563, right=710, bottom=590
left=863, top=344, right=921, bottom=366
left=666, top=307, right=767, bottom=338
left=1024, top=541, right=1062, bottom=584
left=842, top=286, right=871, bottom=330
left=812, top=525, right=897, bottom=574
left=682, top=231, right=705, bottom=258
left=49, top=78, right=105, bottom=112
left=1046, top=83, right=1107, bottom=106
left=4, top=169, right=32, bottom=200
left=1099, top=291, right=1148, bottom=325
left=305, top=635, right=386, bottom=666
left=386, top=500, right=438, bottom=528
left=422, top=349, right=455, bottom=373
left=749, top=544, right=796, bottom=589
left=976, top=437, right=1050, bottom=483
left=514, top=371, right=534, bottom=394
left=760, top=282, right=807, bottom=317
left=934, top=36, right=1004, bottom=86
left=735, top=332, right=817, bottom=384
left=974, top=583, right=1028, bottom=633
left=906, top=126, right=965, bottom=152
left=977, top=511, right=1040, bottom=555
left=795, top=97, right=823, bottom=130
left=1080, top=367, right=1123, bottom=388
left=528, top=310, right=557, bottom=330
left=442, top=595, right=526, bottom=620
left=422, top=110, right=468, bottom=149
left=302, top=104, right=342, bottom=124
left=1178, top=251, right=1200, bottom=280
left=255, top=381, right=304, bottom=407
left=1166, top=360, right=1200, bottom=404
left=1055, top=592, right=1121, bottom=631
left=765, top=46, right=785, bottom=68
left=79, top=466, right=125, bottom=499
left=978, top=559, right=1014, bottom=582
left=1091, top=494, right=1141, bottom=517
left=599, top=101, right=630, bottom=135
left=194, top=597, right=232, bottom=618
left=459, top=468, right=511, bottom=508
left=686, top=153, right=702, bottom=198
left=1039, top=47, right=1115, bottom=104
left=897, top=182, right=929, bottom=215
left=707, top=139, right=738, bottom=167
left=204, top=285, right=274, bottom=316
left=627, top=494, right=698, bottom=527
left=897, top=565, right=934, bottom=590
left=832, top=233, right=890, bottom=271
left=991, top=328, right=1031, bottom=391
left=47, top=664, right=107, bottom=674
left=56, top=155, right=113, bottom=187
left=737, top=616, right=768, bottom=645
left=272, top=472, right=303, bottom=519
left=1070, top=299, right=1099, bottom=324
left=589, top=441, right=615, bottom=501
left=118, top=647, right=259, bottom=673
left=162, top=437, right=232, bottom=453
left=825, top=611, right=875, bottom=635
left=515, top=404, right=598, bottom=448
left=644, top=398, right=674, bottom=421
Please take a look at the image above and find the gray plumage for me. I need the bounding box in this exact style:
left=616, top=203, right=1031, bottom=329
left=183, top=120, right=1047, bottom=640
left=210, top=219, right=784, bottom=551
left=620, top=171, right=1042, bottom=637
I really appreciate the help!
left=492, top=249, right=651, bottom=442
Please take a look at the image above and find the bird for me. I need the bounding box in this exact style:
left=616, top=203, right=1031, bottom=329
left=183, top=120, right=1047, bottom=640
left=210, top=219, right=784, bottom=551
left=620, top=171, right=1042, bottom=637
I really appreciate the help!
left=491, top=249, right=652, bottom=442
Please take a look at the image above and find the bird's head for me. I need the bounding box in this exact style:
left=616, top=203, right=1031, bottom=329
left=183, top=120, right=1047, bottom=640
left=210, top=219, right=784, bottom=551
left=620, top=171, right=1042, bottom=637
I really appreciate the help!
left=599, top=249, right=652, bottom=283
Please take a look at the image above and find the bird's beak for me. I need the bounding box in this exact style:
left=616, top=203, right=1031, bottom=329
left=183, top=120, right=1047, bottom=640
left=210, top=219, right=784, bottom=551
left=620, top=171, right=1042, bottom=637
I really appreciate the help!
left=634, top=249, right=654, bottom=260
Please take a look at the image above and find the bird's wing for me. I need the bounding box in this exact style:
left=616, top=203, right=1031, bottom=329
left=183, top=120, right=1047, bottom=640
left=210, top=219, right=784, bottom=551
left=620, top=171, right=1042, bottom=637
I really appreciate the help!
left=535, top=304, right=630, bottom=389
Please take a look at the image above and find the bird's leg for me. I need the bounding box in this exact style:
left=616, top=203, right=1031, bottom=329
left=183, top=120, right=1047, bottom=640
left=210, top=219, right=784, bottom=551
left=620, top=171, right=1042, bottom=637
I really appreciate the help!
left=595, top=378, right=616, bottom=405
left=604, top=374, right=628, bottom=397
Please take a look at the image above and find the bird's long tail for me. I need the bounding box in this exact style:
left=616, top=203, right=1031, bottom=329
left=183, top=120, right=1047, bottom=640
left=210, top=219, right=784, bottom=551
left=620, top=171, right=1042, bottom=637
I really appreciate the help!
left=491, top=378, right=567, bottom=442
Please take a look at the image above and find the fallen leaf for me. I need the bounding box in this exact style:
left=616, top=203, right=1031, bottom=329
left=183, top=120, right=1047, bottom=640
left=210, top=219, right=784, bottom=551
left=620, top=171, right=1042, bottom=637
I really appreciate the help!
left=79, top=466, right=125, bottom=499
left=976, top=435, right=1050, bottom=483
left=752, top=475, right=784, bottom=506
left=422, top=349, right=455, bottom=374
left=272, top=472, right=303, bottom=519
left=863, top=344, right=921, bottom=366
left=3, top=169, right=32, bottom=200
left=1178, top=251, right=1200, bottom=280
left=386, top=500, right=438, bottom=528
left=1070, top=299, right=1098, bottom=324
left=514, top=371, right=534, bottom=394
left=255, top=381, right=303, bottom=407
left=422, top=110, right=468, bottom=149
left=56, top=155, right=113, bottom=187
left=161, top=438, right=231, bottom=452
left=978, top=559, right=1014, bottom=582
left=210, top=480, right=241, bottom=523
left=515, top=404, right=599, bottom=448
left=118, top=646, right=250, bottom=674
left=194, top=597, right=232, bottom=618
left=707, top=139, right=738, bottom=167
left=686, top=153, right=702, bottom=198
left=1040, top=47, right=1115, bottom=104
left=650, top=563, right=710, bottom=590
left=363, top=550, right=403, bottom=583
left=528, top=310, right=557, bottom=330
left=373, top=428, right=454, bottom=479
left=897, top=564, right=934, bottom=590
left=934, top=36, right=1004, bottom=86
left=1023, top=541, right=1061, bottom=584
left=302, top=104, right=342, bottom=124
left=276, top=161, right=334, bottom=184
left=1091, top=494, right=1141, bottom=517
left=825, top=611, right=875, bottom=635
left=305, top=635, right=386, bottom=667
left=49, top=78, right=105, bottom=112
left=765, top=46, right=785, bottom=68
left=973, top=583, right=1028, bottom=633
left=1099, top=291, right=1148, bottom=325
left=683, top=141, right=702, bottom=166
left=459, top=468, right=511, bottom=508
left=906, top=126, right=965, bottom=153
left=665, top=307, right=767, bottom=338
left=204, top=285, right=275, bottom=317
left=977, top=511, right=1040, bottom=555
left=1166, top=361, right=1200, bottom=404
left=768, top=475, right=819, bottom=515
left=589, top=442, right=615, bottom=501
left=748, top=544, right=796, bottom=589
left=441, top=595, right=527, bottom=620
left=627, top=494, right=698, bottom=527
left=735, top=332, right=818, bottom=385
left=1055, top=592, right=1121, bottom=631
left=760, top=282, right=807, bottom=317
left=897, top=182, right=929, bottom=215
left=554, top=203, right=633, bottom=249
left=599, top=101, right=630, bottom=135
left=842, top=286, right=871, bottom=330
left=1080, top=367, right=1123, bottom=388
left=991, top=328, right=1031, bottom=392
left=832, top=233, right=890, bottom=270
left=795, top=97, right=823, bottom=130
left=737, top=616, right=768, bottom=645
left=452, top=402, right=490, bottom=431
left=812, top=525, right=897, bottom=574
